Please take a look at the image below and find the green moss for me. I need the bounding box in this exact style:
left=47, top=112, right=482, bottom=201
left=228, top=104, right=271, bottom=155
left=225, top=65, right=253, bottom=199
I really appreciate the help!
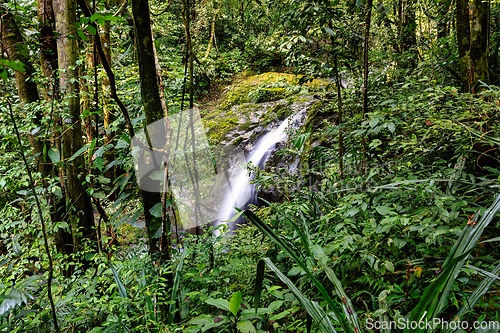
left=232, top=136, right=244, bottom=145
left=303, top=100, right=328, bottom=132
left=203, top=72, right=330, bottom=145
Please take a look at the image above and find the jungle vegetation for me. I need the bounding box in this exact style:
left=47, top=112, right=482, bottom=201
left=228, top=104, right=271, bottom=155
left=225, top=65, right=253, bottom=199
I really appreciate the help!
left=0, top=0, right=500, bottom=331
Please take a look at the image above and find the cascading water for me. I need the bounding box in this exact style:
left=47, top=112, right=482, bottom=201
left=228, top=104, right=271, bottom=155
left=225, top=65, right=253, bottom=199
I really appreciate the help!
left=216, top=108, right=307, bottom=234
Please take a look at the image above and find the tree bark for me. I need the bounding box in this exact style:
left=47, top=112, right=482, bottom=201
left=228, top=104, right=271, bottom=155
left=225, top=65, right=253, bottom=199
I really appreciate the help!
left=0, top=11, right=40, bottom=104
left=470, top=0, right=490, bottom=89
left=361, top=0, right=372, bottom=174
left=397, top=0, right=417, bottom=69
left=456, top=0, right=471, bottom=91
left=131, top=0, right=165, bottom=254
left=38, top=0, right=59, bottom=96
left=101, top=21, right=116, bottom=199
left=54, top=0, right=96, bottom=257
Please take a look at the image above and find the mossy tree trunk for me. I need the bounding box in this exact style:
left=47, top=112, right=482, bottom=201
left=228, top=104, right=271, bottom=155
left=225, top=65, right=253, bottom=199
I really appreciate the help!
left=131, top=0, right=165, bottom=255
left=470, top=0, right=490, bottom=90
left=54, top=0, right=96, bottom=260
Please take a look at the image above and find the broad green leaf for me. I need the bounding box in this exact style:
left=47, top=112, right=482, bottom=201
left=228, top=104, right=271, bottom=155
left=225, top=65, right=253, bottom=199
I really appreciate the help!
left=375, top=206, right=391, bottom=215
left=68, top=144, right=90, bottom=162
left=205, top=298, right=230, bottom=312
left=229, top=291, right=242, bottom=317
left=149, top=202, right=163, bottom=218
left=236, top=319, right=256, bottom=333
left=48, top=147, right=60, bottom=163
left=90, top=13, right=101, bottom=22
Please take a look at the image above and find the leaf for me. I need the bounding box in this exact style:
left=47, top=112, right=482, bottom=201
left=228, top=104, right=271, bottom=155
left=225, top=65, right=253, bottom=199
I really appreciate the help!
left=229, top=291, right=242, bottom=317
left=254, top=260, right=265, bottom=315
left=90, top=13, right=101, bottom=22
left=263, top=258, right=338, bottom=333
left=86, top=25, right=97, bottom=35
left=317, top=255, right=362, bottom=332
left=0, top=59, right=25, bottom=72
left=48, top=147, right=60, bottom=163
left=375, top=206, right=392, bottom=215
left=205, top=298, right=230, bottom=312
left=77, top=29, right=87, bottom=42
left=109, top=263, right=128, bottom=299
left=169, top=245, right=188, bottom=323
left=243, top=210, right=352, bottom=333
left=96, top=175, right=111, bottom=184
left=325, top=27, right=335, bottom=36
left=236, top=319, right=256, bottom=333
left=385, top=261, right=394, bottom=273
left=103, top=14, right=122, bottom=21
left=68, top=144, right=90, bottom=162
left=369, top=117, right=379, bottom=128
left=149, top=202, right=163, bottom=218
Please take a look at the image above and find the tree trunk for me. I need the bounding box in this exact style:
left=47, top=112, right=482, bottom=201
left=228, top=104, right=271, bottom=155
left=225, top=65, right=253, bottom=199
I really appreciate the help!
left=0, top=8, right=43, bottom=167
left=101, top=20, right=116, bottom=199
left=131, top=0, right=165, bottom=254
left=82, top=49, right=97, bottom=143
left=436, top=1, right=451, bottom=39
left=54, top=0, right=96, bottom=258
left=361, top=0, right=372, bottom=174
left=0, top=11, right=40, bottom=104
left=470, top=0, right=490, bottom=89
left=456, top=0, right=471, bottom=91
left=38, top=0, right=59, bottom=96
left=397, top=0, right=417, bottom=69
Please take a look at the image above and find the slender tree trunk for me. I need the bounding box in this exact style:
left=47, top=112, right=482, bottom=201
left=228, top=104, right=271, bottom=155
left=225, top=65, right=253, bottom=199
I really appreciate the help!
left=82, top=49, right=96, bottom=143
left=54, top=0, right=96, bottom=258
left=36, top=0, right=76, bottom=261
left=181, top=0, right=195, bottom=109
left=361, top=0, right=372, bottom=174
left=334, top=56, right=344, bottom=180
left=470, top=0, right=490, bottom=90
left=201, top=0, right=221, bottom=62
left=1, top=4, right=73, bottom=261
left=397, top=0, right=417, bottom=69
left=38, top=0, right=59, bottom=96
left=102, top=20, right=116, bottom=200
left=0, top=8, right=43, bottom=166
left=456, top=0, right=471, bottom=91
left=437, top=1, right=450, bottom=39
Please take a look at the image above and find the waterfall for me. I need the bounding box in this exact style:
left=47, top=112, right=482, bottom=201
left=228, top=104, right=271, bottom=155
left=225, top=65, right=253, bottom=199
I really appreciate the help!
left=216, top=109, right=307, bottom=234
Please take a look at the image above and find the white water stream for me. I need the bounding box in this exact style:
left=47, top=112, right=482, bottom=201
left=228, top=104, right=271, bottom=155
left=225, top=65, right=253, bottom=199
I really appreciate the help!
left=216, top=109, right=306, bottom=234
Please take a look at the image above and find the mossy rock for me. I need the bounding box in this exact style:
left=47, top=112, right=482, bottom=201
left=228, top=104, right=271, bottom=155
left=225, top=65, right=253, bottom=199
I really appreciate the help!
left=203, top=72, right=329, bottom=146
left=219, top=72, right=329, bottom=111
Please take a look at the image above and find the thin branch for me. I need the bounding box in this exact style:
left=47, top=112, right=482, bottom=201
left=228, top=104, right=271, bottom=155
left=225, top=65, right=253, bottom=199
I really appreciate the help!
left=1, top=91, right=60, bottom=333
